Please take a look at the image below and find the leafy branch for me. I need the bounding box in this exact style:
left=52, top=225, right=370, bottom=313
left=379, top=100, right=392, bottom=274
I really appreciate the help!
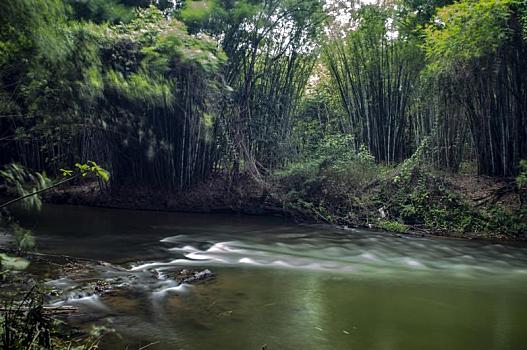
left=0, top=162, right=110, bottom=210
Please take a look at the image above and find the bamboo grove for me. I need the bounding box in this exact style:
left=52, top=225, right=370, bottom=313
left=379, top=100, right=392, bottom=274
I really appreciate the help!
left=323, top=6, right=422, bottom=163
left=301, top=0, right=527, bottom=176
left=0, top=0, right=226, bottom=191
left=1, top=0, right=526, bottom=192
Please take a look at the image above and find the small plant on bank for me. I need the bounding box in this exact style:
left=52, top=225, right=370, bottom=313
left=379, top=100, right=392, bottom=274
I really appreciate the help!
left=10, top=224, right=35, bottom=254
left=517, top=160, right=527, bottom=188
left=516, top=160, right=527, bottom=206
left=377, top=220, right=409, bottom=234
left=0, top=254, right=30, bottom=278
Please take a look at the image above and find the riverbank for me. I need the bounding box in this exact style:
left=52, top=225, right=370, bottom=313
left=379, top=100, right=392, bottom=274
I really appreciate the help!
left=18, top=166, right=524, bottom=241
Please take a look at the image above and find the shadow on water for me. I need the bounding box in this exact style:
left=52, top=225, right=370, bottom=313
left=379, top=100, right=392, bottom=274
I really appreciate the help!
left=12, top=205, right=527, bottom=350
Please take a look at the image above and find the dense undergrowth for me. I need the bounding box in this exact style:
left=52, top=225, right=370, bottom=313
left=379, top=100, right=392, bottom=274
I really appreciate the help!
left=274, top=136, right=527, bottom=239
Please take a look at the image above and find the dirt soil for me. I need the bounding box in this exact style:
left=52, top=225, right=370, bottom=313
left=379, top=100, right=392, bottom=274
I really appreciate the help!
left=446, top=174, right=521, bottom=208
left=40, top=174, right=284, bottom=216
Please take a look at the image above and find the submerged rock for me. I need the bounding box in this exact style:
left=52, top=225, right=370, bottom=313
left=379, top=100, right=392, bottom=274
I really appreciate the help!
left=157, top=268, right=215, bottom=285
left=93, top=280, right=113, bottom=295
left=179, top=269, right=214, bottom=284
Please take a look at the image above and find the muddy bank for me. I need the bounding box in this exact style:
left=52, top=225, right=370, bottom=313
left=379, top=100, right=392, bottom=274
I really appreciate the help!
left=40, top=174, right=283, bottom=216
left=2, top=171, right=526, bottom=241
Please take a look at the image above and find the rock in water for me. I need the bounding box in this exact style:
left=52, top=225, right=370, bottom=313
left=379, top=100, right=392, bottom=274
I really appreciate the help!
left=179, top=269, right=214, bottom=284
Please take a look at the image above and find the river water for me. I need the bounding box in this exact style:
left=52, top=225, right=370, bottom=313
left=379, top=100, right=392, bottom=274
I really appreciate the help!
left=15, top=205, right=527, bottom=350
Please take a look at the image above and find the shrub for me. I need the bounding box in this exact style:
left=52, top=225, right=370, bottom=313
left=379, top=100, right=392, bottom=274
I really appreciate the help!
left=377, top=220, right=409, bottom=233
left=10, top=224, right=36, bottom=253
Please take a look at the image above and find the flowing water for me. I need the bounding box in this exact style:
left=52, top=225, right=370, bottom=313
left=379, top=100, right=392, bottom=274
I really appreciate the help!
left=14, top=205, right=527, bottom=350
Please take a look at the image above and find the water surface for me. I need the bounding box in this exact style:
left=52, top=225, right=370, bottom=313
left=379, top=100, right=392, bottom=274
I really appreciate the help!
left=16, top=205, right=527, bottom=350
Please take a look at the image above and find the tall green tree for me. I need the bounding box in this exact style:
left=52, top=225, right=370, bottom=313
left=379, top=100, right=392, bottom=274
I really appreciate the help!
left=424, top=0, right=527, bottom=176
left=178, top=0, right=325, bottom=173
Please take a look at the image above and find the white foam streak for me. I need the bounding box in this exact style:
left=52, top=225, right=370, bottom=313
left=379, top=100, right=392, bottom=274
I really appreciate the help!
left=185, top=252, right=212, bottom=260
left=239, top=257, right=258, bottom=265
left=67, top=295, right=110, bottom=311
left=160, top=235, right=186, bottom=243
left=130, top=259, right=182, bottom=271
left=169, top=245, right=200, bottom=252
left=152, top=284, right=189, bottom=297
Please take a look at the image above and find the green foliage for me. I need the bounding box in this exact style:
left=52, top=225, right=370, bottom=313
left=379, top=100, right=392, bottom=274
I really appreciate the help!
left=516, top=160, right=527, bottom=189
left=516, top=160, right=527, bottom=206
left=105, top=69, right=174, bottom=108
left=0, top=164, right=51, bottom=211
left=0, top=0, right=69, bottom=64
left=276, top=134, right=385, bottom=225
left=0, top=253, right=30, bottom=272
left=424, top=0, right=517, bottom=72
left=10, top=224, right=36, bottom=253
left=176, top=0, right=325, bottom=169
left=68, top=0, right=134, bottom=24
left=484, top=206, right=527, bottom=236
left=420, top=0, right=527, bottom=177
left=68, top=0, right=181, bottom=23
left=278, top=134, right=379, bottom=190
left=0, top=289, right=51, bottom=349
left=60, top=161, right=110, bottom=182
left=0, top=162, right=108, bottom=214
left=1, top=2, right=226, bottom=191
left=179, top=0, right=215, bottom=24
left=314, top=134, right=356, bottom=161
left=292, top=78, right=345, bottom=157
left=381, top=167, right=484, bottom=233
left=522, top=4, right=527, bottom=39
left=381, top=154, right=486, bottom=233
left=393, top=138, right=430, bottom=184
left=278, top=134, right=522, bottom=237
left=377, top=220, right=409, bottom=234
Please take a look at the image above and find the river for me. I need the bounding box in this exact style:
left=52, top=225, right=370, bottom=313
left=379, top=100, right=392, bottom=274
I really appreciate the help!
left=14, top=205, right=527, bottom=350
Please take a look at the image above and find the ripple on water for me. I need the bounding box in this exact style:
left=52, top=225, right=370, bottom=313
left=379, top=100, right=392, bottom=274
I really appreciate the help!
left=142, top=234, right=527, bottom=281
left=360, top=252, right=378, bottom=261
left=404, top=258, right=425, bottom=268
